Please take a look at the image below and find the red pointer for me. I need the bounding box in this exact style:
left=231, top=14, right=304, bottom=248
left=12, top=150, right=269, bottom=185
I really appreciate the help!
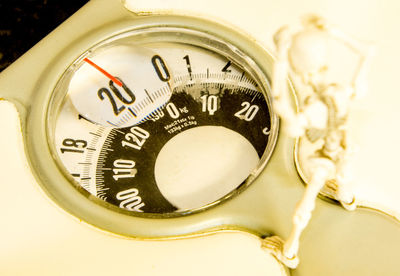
left=83, top=58, right=123, bottom=87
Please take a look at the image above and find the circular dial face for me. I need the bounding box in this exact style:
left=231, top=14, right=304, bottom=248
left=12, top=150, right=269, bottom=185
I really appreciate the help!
left=50, top=28, right=276, bottom=215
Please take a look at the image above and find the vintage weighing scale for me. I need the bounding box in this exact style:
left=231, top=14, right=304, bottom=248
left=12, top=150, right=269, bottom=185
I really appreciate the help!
left=1, top=0, right=400, bottom=275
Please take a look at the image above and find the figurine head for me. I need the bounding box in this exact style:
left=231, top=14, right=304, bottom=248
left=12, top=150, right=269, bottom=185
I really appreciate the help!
left=288, top=28, right=329, bottom=85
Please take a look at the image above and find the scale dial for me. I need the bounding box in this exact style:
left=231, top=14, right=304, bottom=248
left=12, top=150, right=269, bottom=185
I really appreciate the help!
left=50, top=27, right=276, bottom=215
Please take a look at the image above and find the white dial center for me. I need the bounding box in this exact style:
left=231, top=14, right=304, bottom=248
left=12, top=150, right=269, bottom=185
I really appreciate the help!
left=154, top=126, right=260, bottom=210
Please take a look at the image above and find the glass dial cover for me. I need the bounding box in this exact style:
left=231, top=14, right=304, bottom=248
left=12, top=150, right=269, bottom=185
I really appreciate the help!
left=49, top=27, right=276, bottom=216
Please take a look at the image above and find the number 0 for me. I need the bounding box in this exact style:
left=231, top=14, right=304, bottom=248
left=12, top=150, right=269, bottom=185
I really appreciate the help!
left=152, top=55, right=170, bottom=82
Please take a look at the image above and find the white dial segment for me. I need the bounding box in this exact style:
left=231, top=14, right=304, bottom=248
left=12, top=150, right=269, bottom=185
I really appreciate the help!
left=69, top=46, right=172, bottom=128
left=148, top=43, right=257, bottom=90
left=55, top=98, right=110, bottom=196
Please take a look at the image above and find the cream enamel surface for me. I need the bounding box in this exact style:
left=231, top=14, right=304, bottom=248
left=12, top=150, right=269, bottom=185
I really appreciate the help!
left=1, top=0, right=400, bottom=275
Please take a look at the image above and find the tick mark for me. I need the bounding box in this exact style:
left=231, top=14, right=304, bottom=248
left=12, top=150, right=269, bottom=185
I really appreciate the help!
left=89, top=132, right=101, bottom=137
left=144, top=89, right=154, bottom=103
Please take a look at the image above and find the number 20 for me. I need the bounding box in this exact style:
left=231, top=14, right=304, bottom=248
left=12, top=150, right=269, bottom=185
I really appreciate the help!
left=234, top=102, right=259, bottom=121
left=97, top=80, right=136, bottom=116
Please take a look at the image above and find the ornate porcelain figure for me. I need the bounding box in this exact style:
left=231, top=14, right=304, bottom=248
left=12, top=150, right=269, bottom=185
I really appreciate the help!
left=263, top=15, right=373, bottom=268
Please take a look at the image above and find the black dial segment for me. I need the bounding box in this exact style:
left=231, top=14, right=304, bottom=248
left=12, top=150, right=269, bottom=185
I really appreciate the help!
left=97, top=82, right=271, bottom=214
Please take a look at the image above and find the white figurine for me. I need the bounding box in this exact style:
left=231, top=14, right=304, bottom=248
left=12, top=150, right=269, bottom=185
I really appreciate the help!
left=262, top=15, right=373, bottom=268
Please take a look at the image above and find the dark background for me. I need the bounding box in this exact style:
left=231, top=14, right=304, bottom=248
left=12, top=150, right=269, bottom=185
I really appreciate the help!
left=0, top=0, right=89, bottom=72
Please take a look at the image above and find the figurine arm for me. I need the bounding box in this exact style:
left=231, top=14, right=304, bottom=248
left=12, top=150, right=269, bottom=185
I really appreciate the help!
left=302, top=15, right=373, bottom=98
left=272, top=27, right=307, bottom=137
left=271, top=26, right=292, bottom=99
left=326, top=25, right=374, bottom=98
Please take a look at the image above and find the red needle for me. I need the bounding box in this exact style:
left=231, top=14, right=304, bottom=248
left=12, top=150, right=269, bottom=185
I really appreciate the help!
left=83, top=58, right=123, bottom=87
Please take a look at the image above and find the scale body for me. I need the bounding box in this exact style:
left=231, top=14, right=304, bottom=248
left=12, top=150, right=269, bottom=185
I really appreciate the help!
left=1, top=0, right=400, bottom=275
